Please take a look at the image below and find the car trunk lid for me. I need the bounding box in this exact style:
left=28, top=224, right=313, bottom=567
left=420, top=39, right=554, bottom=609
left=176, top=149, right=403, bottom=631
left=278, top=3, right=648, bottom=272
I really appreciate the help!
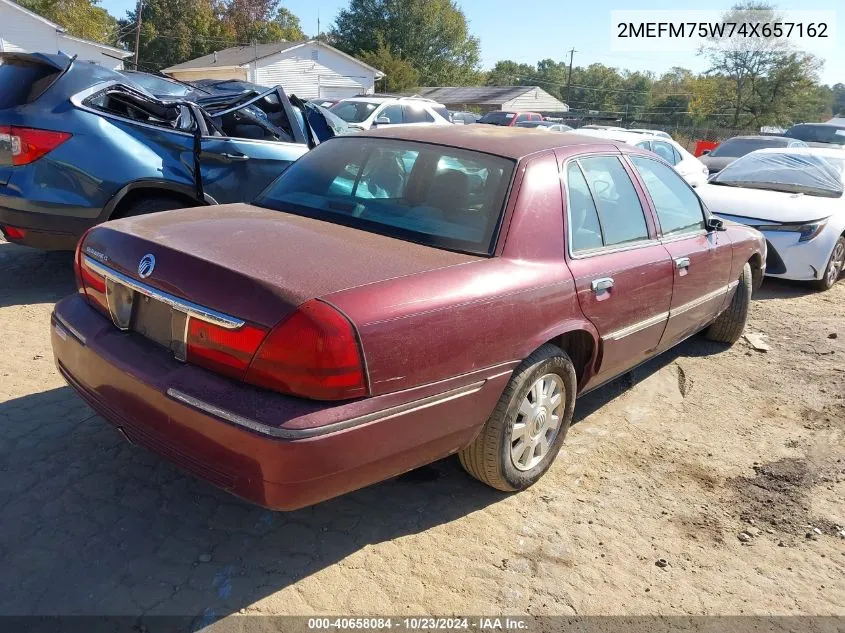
left=81, top=203, right=480, bottom=330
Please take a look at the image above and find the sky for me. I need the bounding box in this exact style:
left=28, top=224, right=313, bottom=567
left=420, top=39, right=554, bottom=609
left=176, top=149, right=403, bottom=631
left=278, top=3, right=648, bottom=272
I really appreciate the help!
left=98, top=0, right=844, bottom=86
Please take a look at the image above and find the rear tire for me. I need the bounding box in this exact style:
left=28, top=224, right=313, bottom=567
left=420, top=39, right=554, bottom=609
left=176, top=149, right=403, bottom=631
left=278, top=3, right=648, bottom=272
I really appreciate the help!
left=812, top=236, right=845, bottom=292
left=706, top=262, right=752, bottom=344
left=458, top=344, right=577, bottom=492
left=115, top=196, right=192, bottom=219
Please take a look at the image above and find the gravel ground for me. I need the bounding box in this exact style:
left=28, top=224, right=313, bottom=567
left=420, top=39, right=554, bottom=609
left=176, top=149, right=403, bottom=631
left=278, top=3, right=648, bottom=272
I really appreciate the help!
left=1, top=236, right=843, bottom=620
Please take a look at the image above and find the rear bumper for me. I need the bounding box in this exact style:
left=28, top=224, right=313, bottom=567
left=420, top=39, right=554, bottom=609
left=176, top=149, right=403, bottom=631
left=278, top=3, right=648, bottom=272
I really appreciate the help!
left=0, top=202, right=99, bottom=250
left=51, top=294, right=510, bottom=510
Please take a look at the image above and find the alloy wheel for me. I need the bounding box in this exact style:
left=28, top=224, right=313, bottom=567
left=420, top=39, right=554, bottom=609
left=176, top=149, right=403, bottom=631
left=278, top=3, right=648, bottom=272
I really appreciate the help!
left=510, top=373, right=565, bottom=471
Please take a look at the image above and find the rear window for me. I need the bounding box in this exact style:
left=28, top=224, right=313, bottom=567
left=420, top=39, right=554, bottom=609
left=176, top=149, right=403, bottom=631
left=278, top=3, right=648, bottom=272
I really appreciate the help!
left=0, top=58, right=62, bottom=109
left=785, top=124, right=845, bottom=145
left=255, top=137, right=515, bottom=254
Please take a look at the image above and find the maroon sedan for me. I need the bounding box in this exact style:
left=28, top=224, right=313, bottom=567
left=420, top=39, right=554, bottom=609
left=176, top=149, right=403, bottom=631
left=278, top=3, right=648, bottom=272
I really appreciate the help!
left=52, top=126, right=766, bottom=510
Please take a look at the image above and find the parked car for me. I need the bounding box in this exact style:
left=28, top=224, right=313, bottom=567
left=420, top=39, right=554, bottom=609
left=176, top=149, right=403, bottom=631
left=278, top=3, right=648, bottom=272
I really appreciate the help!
left=329, top=95, right=451, bottom=130
left=698, top=147, right=845, bottom=291
left=570, top=128, right=709, bottom=187
left=627, top=128, right=672, bottom=139
left=784, top=123, right=845, bottom=149
left=0, top=53, right=342, bottom=250
left=450, top=111, right=480, bottom=125
left=700, top=135, right=808, bottom=174
left=477, top=111, right=542, bottom=127
left=52, top=125, right=765, bottom=510
left=515, top=120, right=572, bottom=132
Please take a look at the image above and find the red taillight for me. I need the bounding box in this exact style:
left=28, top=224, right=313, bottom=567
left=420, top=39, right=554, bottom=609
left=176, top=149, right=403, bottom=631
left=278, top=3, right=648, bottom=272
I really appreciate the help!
left=245, top=299, right=367, bottom=400
left=74, top=230, right=109, bottom=316
left=186, top=319, right=268, bottom=381
left=0, top=126, right=71, bottom=166
left=2, top=225, right=27, bottom=239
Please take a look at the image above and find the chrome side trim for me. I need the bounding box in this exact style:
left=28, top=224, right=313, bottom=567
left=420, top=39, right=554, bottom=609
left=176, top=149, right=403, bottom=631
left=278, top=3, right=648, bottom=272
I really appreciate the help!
left=669, top=281, right=737, bottom=319
left=166, top=380, right=487, bottom=439
left=83, top=256, right=245, bottom=329
left=602, top=280, right=739, bottom=341
left=53, top=312, right=87, bottom=345
left=605, top=311, right=669, bottom=341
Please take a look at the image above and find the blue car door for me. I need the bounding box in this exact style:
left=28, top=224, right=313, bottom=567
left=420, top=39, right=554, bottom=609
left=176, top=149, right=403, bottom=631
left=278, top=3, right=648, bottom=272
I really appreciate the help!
left=198, top=136, right=308, bottom=203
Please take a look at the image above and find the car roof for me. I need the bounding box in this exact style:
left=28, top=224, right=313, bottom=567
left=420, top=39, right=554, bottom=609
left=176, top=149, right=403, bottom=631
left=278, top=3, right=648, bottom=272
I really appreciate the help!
left=353, top=124, right=622, bottom=160
left=789, top=122, right=845, bottom=129
left=748, top=147, right=845, bottom=159
left=724, top=135, right=792, bottom=141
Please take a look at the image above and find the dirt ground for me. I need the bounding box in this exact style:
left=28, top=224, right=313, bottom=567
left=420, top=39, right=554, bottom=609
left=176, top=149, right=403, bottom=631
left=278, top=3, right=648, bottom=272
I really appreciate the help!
left=1, top=235, right=843, bottom=620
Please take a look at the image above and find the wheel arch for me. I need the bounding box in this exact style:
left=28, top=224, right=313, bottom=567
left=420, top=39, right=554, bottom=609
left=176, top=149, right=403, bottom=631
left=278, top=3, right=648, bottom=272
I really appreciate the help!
left=748, top=250, right=765, bottom=291
left=521, top=320, right=600, bottom=393
left=101, top=180, right=218, bottom=221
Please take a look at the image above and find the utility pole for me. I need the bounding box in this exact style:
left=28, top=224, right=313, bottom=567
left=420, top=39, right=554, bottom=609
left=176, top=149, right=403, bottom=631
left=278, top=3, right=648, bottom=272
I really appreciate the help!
left=317, top=9, right=321, bottom=37
left=133, top=0, right=143, bottom=69
left=565, top=47, right=576, bottom=109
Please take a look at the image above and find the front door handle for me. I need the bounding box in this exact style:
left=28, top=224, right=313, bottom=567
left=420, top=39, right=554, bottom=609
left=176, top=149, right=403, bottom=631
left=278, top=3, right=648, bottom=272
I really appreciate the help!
left=675, top=257, right=691, bottom=269
left=591, top=277, right=614, bottom=292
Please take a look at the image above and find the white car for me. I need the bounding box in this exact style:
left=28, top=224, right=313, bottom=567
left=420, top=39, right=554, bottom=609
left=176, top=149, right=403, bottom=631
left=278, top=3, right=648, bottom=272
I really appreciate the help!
left=627, top=128, right=672, bottom=140
left=329, top=96, right=452, bottom=131
left=569, top=128, right=709, bottom=187
left=697, top=147, right=845, bottom=291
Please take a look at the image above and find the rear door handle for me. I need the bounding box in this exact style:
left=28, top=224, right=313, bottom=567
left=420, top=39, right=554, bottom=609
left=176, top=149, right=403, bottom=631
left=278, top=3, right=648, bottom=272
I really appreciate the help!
left=591, top=277, right=614, bottom=292
left=675, top=257, right=691, bottom=269
left=221, top=152, right=250, bottom=161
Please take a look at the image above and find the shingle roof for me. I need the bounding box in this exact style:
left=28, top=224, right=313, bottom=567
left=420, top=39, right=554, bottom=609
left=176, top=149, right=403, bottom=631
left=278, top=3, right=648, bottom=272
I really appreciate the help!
left=163, top=41, right=305, bottom=71
left=416, top=86, right=538, bottom=105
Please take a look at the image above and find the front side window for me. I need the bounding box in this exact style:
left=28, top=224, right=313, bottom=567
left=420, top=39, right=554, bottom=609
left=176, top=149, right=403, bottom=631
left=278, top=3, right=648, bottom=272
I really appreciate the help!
left=255, top=137, right=515, bottom=254
left=631, top=156, right=705, bottom=236
left=578, top=156, right=650, bottom=246
left=329, top=101, right=377, bottom=123
left=403, top=106, right=434, bottom=124
left=378, top=104, right=404, bottom=124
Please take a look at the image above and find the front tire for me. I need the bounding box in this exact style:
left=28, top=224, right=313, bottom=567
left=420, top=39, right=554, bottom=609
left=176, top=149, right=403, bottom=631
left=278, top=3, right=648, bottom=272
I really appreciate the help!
left=706, top=262, right=752, bottom=344
left=459, top=344, right=577, bottom=492
left=813, top=236, right=845, bottom=291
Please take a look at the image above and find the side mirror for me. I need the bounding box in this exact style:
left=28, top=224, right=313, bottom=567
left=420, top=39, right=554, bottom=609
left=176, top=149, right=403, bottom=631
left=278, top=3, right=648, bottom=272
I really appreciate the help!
left=706, top=216, right=726, bottom=232
left=700, top=149, right=711, bottom=155
left=374, top=116, right=391, bottom=126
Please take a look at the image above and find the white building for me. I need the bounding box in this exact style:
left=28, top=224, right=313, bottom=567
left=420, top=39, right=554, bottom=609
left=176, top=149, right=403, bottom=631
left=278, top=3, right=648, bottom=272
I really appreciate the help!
left=417, top=86, right=569, bottom=114
left=164, top=40, right=385, bottom=101
left=0, top=0, right=130, bottom=70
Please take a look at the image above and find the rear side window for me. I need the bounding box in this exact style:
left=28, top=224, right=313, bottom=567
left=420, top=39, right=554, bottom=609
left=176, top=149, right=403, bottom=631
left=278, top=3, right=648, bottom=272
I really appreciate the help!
left=403, top=106, right=434, bottom=124
left=631, top=156, right=705, bottom=236
left=0, top=59, right=62, bottom=109
left=652, top=141, right=679, bottom=165
left=566, top=163, right=603, bottom=253
left=432, top=106, right=451, bottom=121
left=578, top=156, right=650, bottom=246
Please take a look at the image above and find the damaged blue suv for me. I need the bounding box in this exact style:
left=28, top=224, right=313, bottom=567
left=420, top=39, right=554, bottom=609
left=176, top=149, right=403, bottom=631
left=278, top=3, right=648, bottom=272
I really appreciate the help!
left=0, top=52, right=344, bottom=249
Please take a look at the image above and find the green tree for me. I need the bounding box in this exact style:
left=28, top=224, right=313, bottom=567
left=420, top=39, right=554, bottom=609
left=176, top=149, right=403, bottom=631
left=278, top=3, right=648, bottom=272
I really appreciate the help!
left=702, top=2, right=822, bottom=127
left=121, top=0, right=304, bottom=71
left=19, top=0, right=117, bottom=44
left=358, top=36, right=419, bottom=92
left=832, top=83, right=845, bottom=116
left=331, top=0, right=480, bottom=85
left=485, top=60, right=536, bottom=87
